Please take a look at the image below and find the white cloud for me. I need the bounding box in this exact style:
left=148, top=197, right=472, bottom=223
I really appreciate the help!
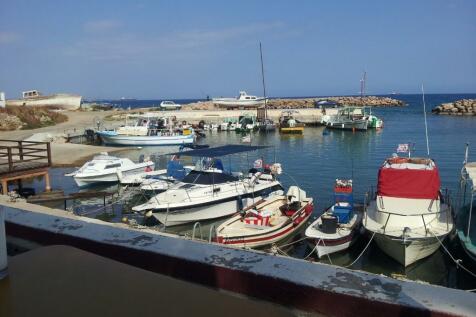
left=0, top=32, right=19, bottom=45
left=83, top=20, right=121, bottom=32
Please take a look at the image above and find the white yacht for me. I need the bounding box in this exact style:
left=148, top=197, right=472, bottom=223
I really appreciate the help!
left=132, top=145, right=283, bottom=226
left=213, top=91, right=267, bottom=108
left=67, top=153, right=154, bottom=187
left=363, top=156, right=453, bottom=267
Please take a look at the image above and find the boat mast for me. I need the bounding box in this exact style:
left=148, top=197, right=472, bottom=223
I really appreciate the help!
left=421, top=84, right=430, bottom=156
left=259, top=42, right=267, bottom=121
left=360, top=71, right=366, bottom=98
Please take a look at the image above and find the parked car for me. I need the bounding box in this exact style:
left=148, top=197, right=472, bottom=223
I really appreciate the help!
left=159, top=101, right=181, bottom=110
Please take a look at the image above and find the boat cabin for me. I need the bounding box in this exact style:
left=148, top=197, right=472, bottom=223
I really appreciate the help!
left=238, top=91, right=259, bottom=100
left=23, top=90, right=41, bottom=99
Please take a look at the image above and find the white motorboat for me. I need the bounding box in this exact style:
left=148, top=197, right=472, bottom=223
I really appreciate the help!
left=363, top=156, right=454, bottom=267
left=6, top=90, right=82, bottom=110
left=132, top=145, right=283, bottom=226
left=118, top=169, right=167, bottom=185
left=305, top=179, right=362, bottom=258
left=133, top=169, right=283, bottom=226
left=215, top=186, right=313, bottom=248
left=66, top=153, right=154, bottom=187
left=213, top=91, right=267, bottom=108
left=96, top=113, right=194, bottom=146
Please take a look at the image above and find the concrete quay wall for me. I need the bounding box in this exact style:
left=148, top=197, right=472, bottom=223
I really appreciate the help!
left=1, top=196, right=475, bottom=317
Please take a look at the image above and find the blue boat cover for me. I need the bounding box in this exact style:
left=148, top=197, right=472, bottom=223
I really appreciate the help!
left=166, top=144, right=269, bottom=157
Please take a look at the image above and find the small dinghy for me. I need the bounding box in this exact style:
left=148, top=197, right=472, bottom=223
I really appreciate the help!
left=305, top=179, right=362, bottom=258
left=215, top=186, right=313, bottom=248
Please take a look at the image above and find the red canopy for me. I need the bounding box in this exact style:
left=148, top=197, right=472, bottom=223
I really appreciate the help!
left=377, top=166, right=441, bottom=199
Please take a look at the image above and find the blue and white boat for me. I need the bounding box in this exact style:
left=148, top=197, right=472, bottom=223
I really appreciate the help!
left=97, top=113, right=194, bottom=146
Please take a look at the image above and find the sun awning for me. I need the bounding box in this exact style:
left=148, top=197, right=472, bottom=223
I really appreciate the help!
left=377, top=166, right=441, bottom=199
left=166, top=144, right=270, bottom=157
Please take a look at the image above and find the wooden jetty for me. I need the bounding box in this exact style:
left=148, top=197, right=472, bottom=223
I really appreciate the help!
left=0, top=140, right=52, bottom=195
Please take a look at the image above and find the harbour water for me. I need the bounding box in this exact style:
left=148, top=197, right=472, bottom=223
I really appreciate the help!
left=23, top=94, right=476, bottom=290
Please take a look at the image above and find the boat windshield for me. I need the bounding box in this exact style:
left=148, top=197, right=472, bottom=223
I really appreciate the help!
left=181, top=170, right=238, bottom=185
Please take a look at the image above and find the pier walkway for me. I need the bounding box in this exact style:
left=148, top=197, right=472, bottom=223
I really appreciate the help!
left=0, top=140, right=51, bottom=194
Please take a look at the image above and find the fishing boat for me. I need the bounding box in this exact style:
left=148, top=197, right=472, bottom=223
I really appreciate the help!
left=212, top=91, right=267, bottom=108
left=6, top=90, right=82, bottom=110
left=219, top=118, right=238, bottom=131
left=257, top=119, right=276, bottom=132
left=66, top=153, right=154, bottom=187
left=305, top=179, right=362, bottom=258
left=214, top=186, right=313, bottom=248
left=325, top=107, right=368, bottom=131
left=132, top=145, right=284, bottom=226
left=96, top=113, right=194, bottom=146
left=278, top=111, right=304, bottom=134
left=235, top=114, right=258, bottom=132
left=456, top=144, right=476, bottom=264
left=363, top=155, right=454, bottom=266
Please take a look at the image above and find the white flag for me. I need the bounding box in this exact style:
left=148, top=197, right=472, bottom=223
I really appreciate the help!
left=253, top=159, right=263, bottom=169
left=397, top=144, right=409, bottom=153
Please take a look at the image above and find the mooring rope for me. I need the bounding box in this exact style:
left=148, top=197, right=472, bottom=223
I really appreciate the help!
left=344, top=231, right=375, bottom=268
left=429, top=230, right=476, bottom=280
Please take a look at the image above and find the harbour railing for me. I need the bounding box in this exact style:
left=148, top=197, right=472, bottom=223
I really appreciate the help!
left=0, top=140, right=51, bottom=175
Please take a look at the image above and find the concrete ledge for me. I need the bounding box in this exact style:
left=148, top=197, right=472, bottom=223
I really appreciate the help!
left=1, top=196, right=475, bottom=317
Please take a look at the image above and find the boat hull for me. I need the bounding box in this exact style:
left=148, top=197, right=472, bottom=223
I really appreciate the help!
left=326, top=120, right=368, bottom=131
left=309, top=231, right=356, bottom=258
left=97, top=132, right=194, bottom=146
left=279, top=127, right=304, bottom=134
left=153, top=199, right=239, bottom=226
left=216, top=201, right=313, bottom=248
left=6, top=94, right=82, bottom=110
left=74, top=164, right=152, bottom=187
left=373, top=233, right=446, bottom=267
left=213, top=98, right=267, bottom=108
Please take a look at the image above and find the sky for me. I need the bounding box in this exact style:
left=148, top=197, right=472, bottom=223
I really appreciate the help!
left=0, top=1, right=475, bottom=99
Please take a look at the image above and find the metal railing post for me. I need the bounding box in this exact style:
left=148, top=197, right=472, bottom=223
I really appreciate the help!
left=0, top=206, right=8, bottom=279
left=209, top=224, right=216, bottom=243
left=192, top=222, right=203, bottom=240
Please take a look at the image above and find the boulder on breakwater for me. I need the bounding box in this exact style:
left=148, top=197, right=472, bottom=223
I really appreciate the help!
left=432, top=99, right=476, bottom=116
left=182, top=96, right=404, bottom=110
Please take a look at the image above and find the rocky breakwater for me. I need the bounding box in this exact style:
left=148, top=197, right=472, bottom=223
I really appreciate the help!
left=432, top=99, right=476, bottom=116
left=182, top=96, right=403, bottom=110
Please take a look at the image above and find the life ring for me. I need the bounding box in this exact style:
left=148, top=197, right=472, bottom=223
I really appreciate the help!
left=388, top=157, right=408, bottom=164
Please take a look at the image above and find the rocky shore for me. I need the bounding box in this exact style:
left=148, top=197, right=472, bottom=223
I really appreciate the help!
left=431, top=99, right=476, bottom=116
left=182, top=96, right=404, bottom=110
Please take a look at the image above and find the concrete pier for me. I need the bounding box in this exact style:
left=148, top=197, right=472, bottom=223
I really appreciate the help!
left=1, top=196, right=475, bottom=316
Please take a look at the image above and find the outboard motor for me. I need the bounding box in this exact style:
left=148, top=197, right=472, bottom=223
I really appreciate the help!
left=321, top=215, right=338, bottom=234
left=138, top=154, right=145, bottom=163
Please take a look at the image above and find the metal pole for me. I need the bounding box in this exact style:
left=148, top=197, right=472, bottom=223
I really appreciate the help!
left=259, top=42, right=267, bottom=121
left=421, top=84, right=430, bottom=156
left=0, top=206, right=8, bottom=279
left=468, top=192, right=474, bottom=239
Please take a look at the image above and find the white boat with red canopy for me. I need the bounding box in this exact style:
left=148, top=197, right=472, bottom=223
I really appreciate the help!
left=363, top=156, right=453, bottom=267
left=214, top=186, right=313, bottom=248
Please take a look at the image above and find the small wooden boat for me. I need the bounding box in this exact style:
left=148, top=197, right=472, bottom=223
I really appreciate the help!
left=278, top=111, right=304, bottom=134
left=305, top=179, right=362, bottom=258
left=215, top=186, right=313, bottom=248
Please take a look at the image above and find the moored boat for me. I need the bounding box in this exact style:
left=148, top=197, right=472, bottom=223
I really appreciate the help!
left=305, top=179, right=362, bottom=258
left=456, top=145, right=476, bottom=264
left=96, top=113, right=194, bottom=146
left=215, top=186, right=313, bottom=248
left=278, top=111, right=304, bottom=134
left=325, top=107, right=368, bottom=131
left=132, top=145, right=284, bottom=226
left=66, top=153, right=154, bottom=187
left=363, top=155, right=454, bottom=267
